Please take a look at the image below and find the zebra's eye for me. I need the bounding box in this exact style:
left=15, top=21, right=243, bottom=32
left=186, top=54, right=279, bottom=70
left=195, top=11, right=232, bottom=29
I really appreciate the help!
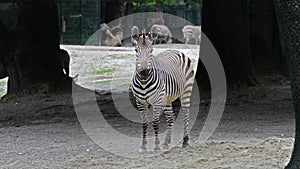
left=135, top=48, right=138, bottom=52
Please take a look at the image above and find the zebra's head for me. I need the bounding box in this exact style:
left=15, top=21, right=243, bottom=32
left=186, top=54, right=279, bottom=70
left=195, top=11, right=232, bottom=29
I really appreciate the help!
left=131, top=26, right=157, bottom=79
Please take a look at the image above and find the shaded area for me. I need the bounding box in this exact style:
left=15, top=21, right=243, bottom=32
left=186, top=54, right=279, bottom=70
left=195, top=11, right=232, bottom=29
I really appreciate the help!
left=0, top=82, right=294, bottom=168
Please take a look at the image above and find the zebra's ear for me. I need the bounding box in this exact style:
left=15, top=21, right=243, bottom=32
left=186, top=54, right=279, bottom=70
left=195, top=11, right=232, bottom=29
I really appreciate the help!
left=131, top=26, right=140, bottom=42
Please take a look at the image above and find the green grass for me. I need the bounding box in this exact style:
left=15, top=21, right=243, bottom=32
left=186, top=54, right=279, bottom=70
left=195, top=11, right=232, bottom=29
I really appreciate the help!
left=0, top=88, right=6, bottom=97
left=70, top=53, right=78, bottom=58
left=0, top=81, right=6, bottom=86
left=0, top=80, right=7, bottom=97
left=90, top=68, right=115, bottom=75
left=108, top=54, right=134, bottom=59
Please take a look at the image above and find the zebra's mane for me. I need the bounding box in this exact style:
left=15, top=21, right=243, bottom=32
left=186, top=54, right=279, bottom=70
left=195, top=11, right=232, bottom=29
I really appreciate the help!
left=138, top=29, right=152, bottom=48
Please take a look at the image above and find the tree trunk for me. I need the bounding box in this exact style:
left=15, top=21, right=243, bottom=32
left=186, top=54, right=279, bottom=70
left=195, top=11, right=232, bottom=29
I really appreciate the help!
left=196, top=0, right=255, bottom=89
left=0, top=20, right=11, bottom=78
left=249, top=0, right=287, bottom=76
left=275, top=0, right=300, bottom=168
left=102, top=1, right=121, bottom=24
left=1, top=0, right=71, bottom=95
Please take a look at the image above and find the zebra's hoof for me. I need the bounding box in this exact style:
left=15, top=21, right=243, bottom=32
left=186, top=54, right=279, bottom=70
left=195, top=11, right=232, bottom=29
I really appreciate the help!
left=139, top=146, right=147, bottom=153
left=154, top=146, right=161, bottom=153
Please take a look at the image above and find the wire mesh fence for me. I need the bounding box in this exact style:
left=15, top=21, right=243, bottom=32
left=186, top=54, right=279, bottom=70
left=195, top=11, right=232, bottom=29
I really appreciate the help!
left=0, top=1, right=202, bottom=46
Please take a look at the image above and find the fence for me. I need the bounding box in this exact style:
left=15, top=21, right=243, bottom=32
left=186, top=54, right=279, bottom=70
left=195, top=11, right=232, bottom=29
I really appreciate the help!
left=0, top=1, right=202, bottom=45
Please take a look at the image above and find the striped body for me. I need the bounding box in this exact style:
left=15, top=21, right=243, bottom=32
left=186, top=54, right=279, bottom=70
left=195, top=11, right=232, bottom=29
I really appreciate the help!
left=131, top=26, right=194, bottom=152
left=132, top=50, right=193, bottom=106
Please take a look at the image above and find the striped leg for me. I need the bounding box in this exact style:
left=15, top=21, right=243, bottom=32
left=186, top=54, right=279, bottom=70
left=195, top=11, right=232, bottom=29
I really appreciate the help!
left=152, top=105, right=162, bottom=152
left=162, top=104, right=174, bottom=149
left=180, top=93, right=192, bottom=148
left=137, top=101, right=149, bottom=152
left=181, top=106, right=190, bottom=148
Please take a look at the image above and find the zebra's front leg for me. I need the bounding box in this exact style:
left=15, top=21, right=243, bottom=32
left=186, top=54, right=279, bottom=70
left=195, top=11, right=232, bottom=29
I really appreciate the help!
left=162, top=104, right=174, bottom=149
left=139, top=111, right=148, bottom=152
left=137, top=102, right=149, bottom=152
left=185, top=37, right=190, bottom=44
left=152, top=105, right=162, bottom=152
left=181, top=93, right=191, bottom=148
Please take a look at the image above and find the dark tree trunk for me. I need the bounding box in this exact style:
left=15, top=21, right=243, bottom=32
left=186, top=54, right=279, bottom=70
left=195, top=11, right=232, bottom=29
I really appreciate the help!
left=0, top=20, right=11, bottom=78
left=275, top=0, right=300, bottom=168
left=102, top=1, right=121, bottom=24
left=0, top=61, right=8, bottom=79
left=1, top=0, right=71, bottom=95
left=249, top=0, right=287, bottom=76
left=196, top=0, right=256, bottom=89
left=0, top=18, right=13, bottom=94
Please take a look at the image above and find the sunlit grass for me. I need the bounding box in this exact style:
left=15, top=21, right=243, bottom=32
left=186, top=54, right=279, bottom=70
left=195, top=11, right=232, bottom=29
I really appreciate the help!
left=109, top=54, right=133, bottom=59
left=0, top=81, right=6, bottom=86
left=90, top=68, right=115, bottom=75
left=0, top=79, right=7, bottom=97
left=0, top=88, right=5, bottom=97
left=70, top=53, right=78, bottom=58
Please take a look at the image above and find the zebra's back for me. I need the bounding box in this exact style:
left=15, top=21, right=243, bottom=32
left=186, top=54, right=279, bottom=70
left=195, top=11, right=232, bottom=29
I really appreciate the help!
left=150, top=50, right=194, bottom=104
left=154, top=50, right=193, bottom=82
left=154, top=50, right=192, bottom=71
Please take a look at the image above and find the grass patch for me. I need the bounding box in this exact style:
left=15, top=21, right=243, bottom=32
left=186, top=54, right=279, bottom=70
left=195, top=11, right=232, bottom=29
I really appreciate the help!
left=70, top=53, right=78, bottom=58
left=0, top=80, right=7, bottom=97
left=0, top=81, right=6, bottom=86
left=108, top=54, right=134, bottom=59
left=90, top=68, right=115, bottom=75
left=0, top=88, right=6, bottom=97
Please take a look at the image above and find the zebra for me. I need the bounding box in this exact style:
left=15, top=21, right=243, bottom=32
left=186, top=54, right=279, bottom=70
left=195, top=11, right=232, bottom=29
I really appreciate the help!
left=130, top=26, right=195, bottom=152
left=182, top=25, right=201, bottom=45
left=150, top=24, right=172, bottom=44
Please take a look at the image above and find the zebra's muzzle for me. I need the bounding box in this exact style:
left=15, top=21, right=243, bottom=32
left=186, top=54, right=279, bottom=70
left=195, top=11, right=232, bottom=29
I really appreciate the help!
left=139, top=69, right=150, bottom=79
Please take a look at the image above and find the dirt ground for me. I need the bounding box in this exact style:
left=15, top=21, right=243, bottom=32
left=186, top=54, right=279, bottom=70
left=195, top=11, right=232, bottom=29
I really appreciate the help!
left=0, top=78, right=295, bottom=168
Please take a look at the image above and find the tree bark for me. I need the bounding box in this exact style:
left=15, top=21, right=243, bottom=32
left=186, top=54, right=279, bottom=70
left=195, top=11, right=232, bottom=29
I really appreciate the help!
left=0, top=19, right=10, bottom=70
left=102, top=1, right=121, bottom=24
left=249, top=0, right=287, bottom=76
left=1, top=0, right=71, bottom=95
left=274, top=0, right=300, bottom=168
left=196, top=0, right=255, bottom=89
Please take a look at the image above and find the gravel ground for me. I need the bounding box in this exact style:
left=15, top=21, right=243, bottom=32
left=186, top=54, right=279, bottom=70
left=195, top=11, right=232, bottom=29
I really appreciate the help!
left=0, top=45, right=295, bottom=168
left=0, top=83, right=295, bottom=169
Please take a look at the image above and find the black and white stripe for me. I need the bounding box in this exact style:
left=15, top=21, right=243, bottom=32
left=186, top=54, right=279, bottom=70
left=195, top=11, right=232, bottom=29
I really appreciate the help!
left=131, top=26, right=194, bottom=152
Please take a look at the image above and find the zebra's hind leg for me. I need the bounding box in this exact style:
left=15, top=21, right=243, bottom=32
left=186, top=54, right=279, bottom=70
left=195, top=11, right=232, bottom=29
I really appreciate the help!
left=181, top=106, right=190, bottom=148
left=152, top=105, right=162, bottom=152
left=162, top=104, right=174, bottom=149
left=180, top=94, right=192, bottom=148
